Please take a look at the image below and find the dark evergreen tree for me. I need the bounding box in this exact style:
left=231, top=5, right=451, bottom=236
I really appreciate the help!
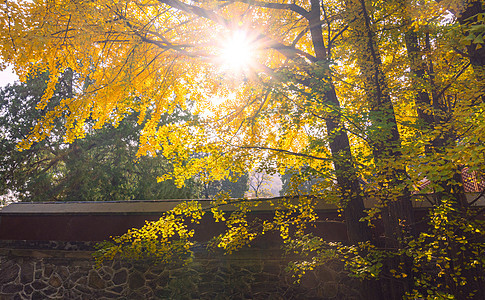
left=0, top=72, right=198, bottom=201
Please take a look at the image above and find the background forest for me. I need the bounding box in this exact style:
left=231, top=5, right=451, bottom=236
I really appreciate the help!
left=1, top=0, right=485, bottom=299
left=0, top=73, right=249, bottom=203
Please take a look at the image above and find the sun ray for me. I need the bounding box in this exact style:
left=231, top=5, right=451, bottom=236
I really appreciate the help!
left=219, top=30, right=254, bottom=73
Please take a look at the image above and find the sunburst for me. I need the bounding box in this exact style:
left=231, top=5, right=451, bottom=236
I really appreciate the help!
left=219, top=30, right=255, bottom=74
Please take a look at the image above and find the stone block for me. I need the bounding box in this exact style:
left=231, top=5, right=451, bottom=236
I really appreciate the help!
left=31, top=281, right=48, bottom=290
left=155, top=271, right=169, bottom=288
left=76, top=277, right=87, bottom=285
left=144, top=272, right=158, bottom=281
left=110, top=260, right=121, bottom=270
left=2, top=284, right=23, bottom=294
left=15, top=293, right=26, bottom=300
left=154, top=288, right=172, bottom=299
left=88, top=270, right=106, bottom=289
left=252, top=291, right=283, bottom=299
left=98, top=266, right=114, bottom=281
left=70, top=271, right=84, bottom=284
left=56, top=287, right=66, bottom=298
left=43, top=265, right=54, bottom=278
left=48, top=274, right=62, bottom=288
left=0, top=261, right=19, bottom=284
left=112, top=269, right=128, bottom=285
left=136, top=286, right=151, bottom=296
left=146, top=265, right=165, bottom=276
left=20, top=262, right=34, bottom=283
left=31, top=291, right=45, bottom=300
left=23, top=284, right=33, bottom=295
left=34, top=269, right=42, bottom=280
left=133, top=263, right=149, bottom=273
left=127, top=291, right=144, bottom=299
left=109, top=285, right=123, bottom=294
left=128, top=271, right=145, bottom=290
left=199, top=282, right=225, bottom=293
left=73, top=283, right=92, bottom=294
left=42, top=286, right=59, bottom=297
left=98, top=290, right=121, bottom=298
left=59, top=266, right=70, bottom=279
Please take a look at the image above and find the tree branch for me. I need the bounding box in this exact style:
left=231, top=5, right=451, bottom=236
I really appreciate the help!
left=219, top=0, right=310, bottom=19
left=434, top=62, right=471, bottom=103
left=240, top=145, right=332, bottom=161
left=158, top=0, right=316, bottom=62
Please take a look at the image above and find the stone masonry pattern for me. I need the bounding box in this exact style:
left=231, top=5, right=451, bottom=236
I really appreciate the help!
left=0, top=244, right=362, bottom=299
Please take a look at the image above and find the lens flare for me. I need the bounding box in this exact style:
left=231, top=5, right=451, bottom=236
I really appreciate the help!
left=220, top=31, right=254, bottom=73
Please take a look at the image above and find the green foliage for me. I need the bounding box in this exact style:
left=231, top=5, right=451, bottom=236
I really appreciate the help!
left=0, top=73, right=199, bottom=201
left=280, top=166, right=328, bottom=197
left=200, top=170, right=249, bottom=199
left=0, top=72, right=68, bottom=201
left=402, top=201, right=485, bottom=299
left=282, top=199, right=485, bottom=299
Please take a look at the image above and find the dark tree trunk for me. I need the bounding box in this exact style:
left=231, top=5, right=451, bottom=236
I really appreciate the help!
left=404, top=19, right=434, bottom=130
left=308, top=0, right=372, bottom=244
left=456, top=1, right=485, bottom=69
left=404, top=4, right=469, bottom=209
left=350, top=0, right=415, bottom=247
left=345, top=0, right=417, bottom=297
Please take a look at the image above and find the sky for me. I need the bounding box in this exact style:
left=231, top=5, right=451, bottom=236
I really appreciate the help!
left=0, top=65, right=19, bottom=87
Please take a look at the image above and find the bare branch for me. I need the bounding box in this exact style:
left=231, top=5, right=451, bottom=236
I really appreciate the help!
left=240, top=145, right=332, bottom=161
left=158, top=0, right=316, bottom=62
left=219, top=0, right=310, bottom=19
left=291, top=26, right=309, bottom=47
left=434, top=62, right=471, bottom=103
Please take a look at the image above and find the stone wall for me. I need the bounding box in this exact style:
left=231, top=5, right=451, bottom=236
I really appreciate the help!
left=0, top=242, right=362, bottom=299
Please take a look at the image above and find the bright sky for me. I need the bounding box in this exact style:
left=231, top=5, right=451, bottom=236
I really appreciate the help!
left=0, top=65, right=19, bottom=87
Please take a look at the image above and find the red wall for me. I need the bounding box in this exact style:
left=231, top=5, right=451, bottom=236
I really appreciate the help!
left=0, top=211, right=349, bottom=243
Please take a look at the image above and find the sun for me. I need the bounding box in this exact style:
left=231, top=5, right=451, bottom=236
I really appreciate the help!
left=219, top=30, right=254, bottom=73
left=207, top=29, right=256, bottom=106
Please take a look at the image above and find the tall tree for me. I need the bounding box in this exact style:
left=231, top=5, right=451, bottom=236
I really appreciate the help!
left=1, top=0, right=485, bottom=298
left=0, top=72, right=68, bottom=201
left=0, top=0, right=374, bottom=242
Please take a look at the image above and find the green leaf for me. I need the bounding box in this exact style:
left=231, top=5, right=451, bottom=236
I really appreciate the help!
left=473, top=34, right=484, bottom=44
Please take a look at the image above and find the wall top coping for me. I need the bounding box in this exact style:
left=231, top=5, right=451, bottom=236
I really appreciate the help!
left=0, top=198, right=340, bottom=214
left=0, top=199, right=202, bottom=214
left=1, top=193, right=483, bottom=215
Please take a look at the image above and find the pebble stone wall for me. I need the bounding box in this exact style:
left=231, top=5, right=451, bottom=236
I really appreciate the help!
left=0, top=242, right=363, bottom=299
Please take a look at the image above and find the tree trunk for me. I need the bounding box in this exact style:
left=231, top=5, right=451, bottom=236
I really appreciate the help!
left=404, top=4, right=468, bottom=209
left=308, top=0, right=372, bottom=244
left=456, top=1, right=485, bottom=69
left=349, top=0, right=415, bottom=247
left=346, top=0, right=416, bottom=297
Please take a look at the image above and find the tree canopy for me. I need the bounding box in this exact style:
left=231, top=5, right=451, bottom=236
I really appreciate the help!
left=1, top=0, right=485, bottom=298
left=0, top=71, right=203, bottom=201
